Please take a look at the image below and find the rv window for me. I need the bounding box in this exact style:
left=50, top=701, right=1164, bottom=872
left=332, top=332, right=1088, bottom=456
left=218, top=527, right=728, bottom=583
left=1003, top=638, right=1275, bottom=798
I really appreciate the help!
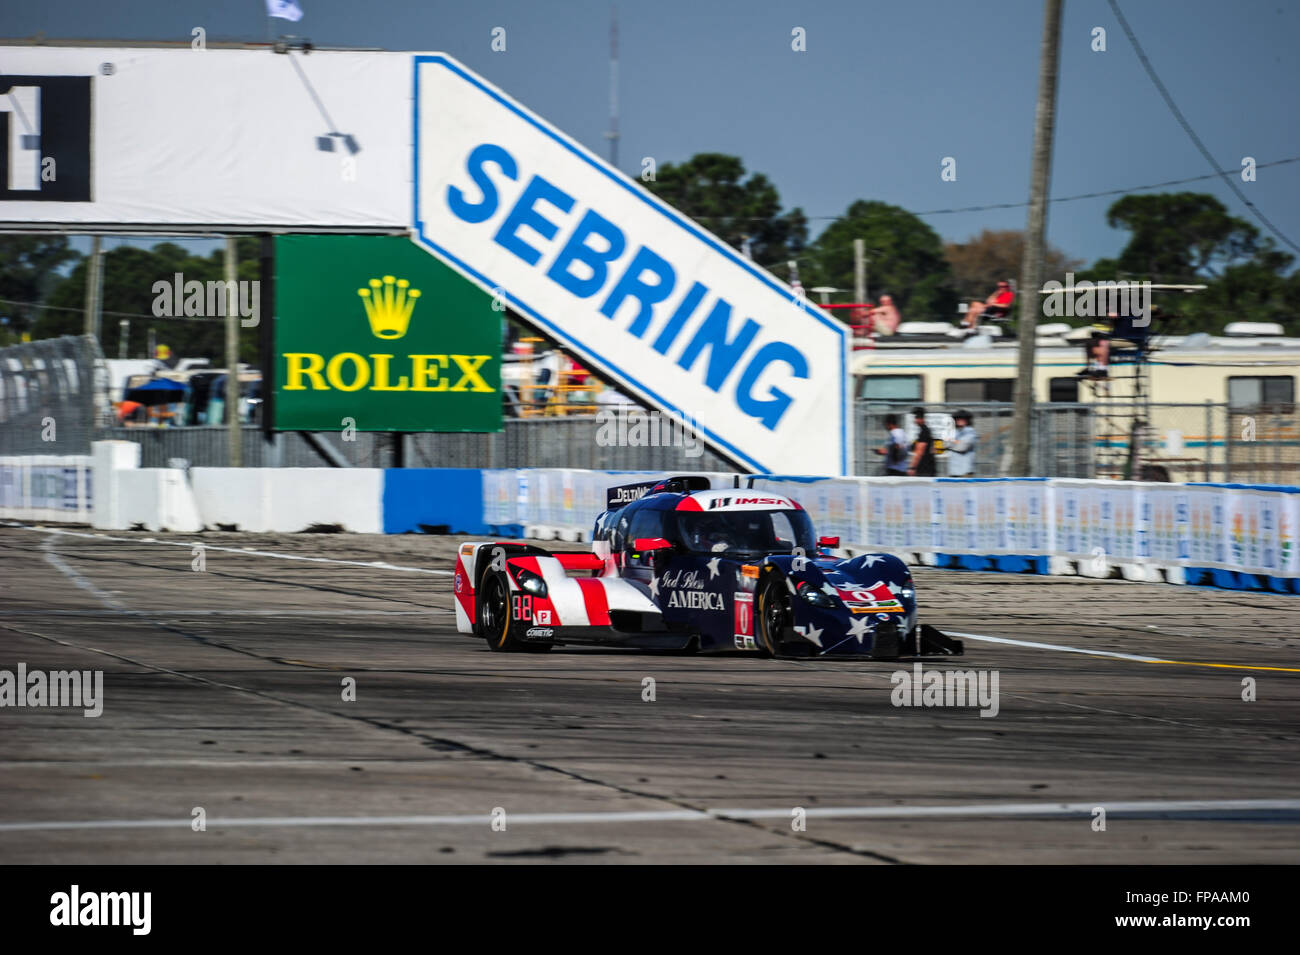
left=1049, top=378, right=1079, bottom=403
left=945, top=378, right=1014, bottom=402
left=1228, top=376, right=1295, bottom=409
left=859, top=375, right=922, bottom=402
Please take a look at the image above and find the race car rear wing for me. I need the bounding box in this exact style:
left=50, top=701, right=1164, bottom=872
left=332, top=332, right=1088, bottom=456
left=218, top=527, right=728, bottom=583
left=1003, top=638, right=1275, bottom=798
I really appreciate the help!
left=605, top=475, right=712, bottom=510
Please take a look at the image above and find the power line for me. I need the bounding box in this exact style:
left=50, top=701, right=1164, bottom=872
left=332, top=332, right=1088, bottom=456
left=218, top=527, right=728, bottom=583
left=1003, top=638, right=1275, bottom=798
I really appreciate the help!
left=1107, top=0, right=1300, bottom=255
left=661, top=156, right=1300, bottom=223
left=0, top=297, right=218, bottom=322
left=911, top=157, right=1300, bottom=216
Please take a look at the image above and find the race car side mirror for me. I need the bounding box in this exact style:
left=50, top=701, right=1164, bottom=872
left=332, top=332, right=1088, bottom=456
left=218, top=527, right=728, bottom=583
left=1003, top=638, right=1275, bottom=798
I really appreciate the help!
left=634, top=537, right=673, bottom=553
left=818, top=536, right=840, bottom=548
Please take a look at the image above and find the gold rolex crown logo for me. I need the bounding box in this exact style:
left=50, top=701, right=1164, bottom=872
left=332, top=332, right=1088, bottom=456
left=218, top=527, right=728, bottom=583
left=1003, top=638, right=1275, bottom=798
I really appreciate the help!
left=358, top=275, right=421, bottom=340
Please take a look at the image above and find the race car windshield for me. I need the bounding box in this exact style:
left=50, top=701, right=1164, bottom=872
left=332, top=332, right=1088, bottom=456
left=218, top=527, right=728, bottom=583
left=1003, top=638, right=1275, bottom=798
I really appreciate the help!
left=674, top=509, right=817, bottom=556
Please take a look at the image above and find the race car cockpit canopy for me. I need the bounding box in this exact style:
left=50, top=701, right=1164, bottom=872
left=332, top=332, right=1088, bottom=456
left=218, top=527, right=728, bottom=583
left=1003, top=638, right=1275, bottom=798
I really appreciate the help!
left=673, top=508, right=816, bottom=556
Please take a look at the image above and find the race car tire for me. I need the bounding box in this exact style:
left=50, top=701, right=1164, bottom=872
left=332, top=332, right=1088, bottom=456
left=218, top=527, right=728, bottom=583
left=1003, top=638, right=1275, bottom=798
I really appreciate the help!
left=756, top=577, right=793, bottom=657
left=478, top=571, right=526, bottom=652
left=869, top=619, right=902, bottom=660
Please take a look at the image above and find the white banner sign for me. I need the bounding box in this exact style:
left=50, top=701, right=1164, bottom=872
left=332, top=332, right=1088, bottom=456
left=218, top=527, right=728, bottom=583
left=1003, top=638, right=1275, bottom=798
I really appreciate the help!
left=412, top=55, right=851, bottom=476
left=0, top=47, right=410, bottom=229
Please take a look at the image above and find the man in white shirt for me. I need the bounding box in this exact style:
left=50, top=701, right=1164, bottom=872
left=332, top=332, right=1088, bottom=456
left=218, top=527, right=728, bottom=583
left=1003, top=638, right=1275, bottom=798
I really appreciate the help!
left=947, top=410, right=978, bottom=477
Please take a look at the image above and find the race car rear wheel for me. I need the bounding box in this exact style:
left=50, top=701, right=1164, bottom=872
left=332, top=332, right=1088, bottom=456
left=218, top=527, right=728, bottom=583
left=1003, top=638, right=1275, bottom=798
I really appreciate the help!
left=756, top=578, right=793, bottom=657
left=479, top=572, right=523, bottom=652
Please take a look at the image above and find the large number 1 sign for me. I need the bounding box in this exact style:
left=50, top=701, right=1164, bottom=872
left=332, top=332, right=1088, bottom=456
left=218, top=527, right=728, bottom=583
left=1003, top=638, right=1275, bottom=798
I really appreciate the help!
left=0, top=75, right=92, bottom=201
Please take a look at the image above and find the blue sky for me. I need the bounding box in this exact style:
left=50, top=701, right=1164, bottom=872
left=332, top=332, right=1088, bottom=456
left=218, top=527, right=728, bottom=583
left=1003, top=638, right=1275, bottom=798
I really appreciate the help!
left=12, top=0, right=1300, bottom=270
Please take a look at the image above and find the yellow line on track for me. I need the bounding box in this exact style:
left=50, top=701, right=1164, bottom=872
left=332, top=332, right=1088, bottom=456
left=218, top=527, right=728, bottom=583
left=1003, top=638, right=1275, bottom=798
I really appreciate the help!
left=1147, top=659, right=1300, bottom=673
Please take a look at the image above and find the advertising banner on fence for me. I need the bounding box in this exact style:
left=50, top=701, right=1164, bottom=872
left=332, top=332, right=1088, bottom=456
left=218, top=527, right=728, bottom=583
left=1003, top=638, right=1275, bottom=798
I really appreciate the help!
left=411, top=55, right=852, bottom=476
left=274, top=235, right=502, bottom=432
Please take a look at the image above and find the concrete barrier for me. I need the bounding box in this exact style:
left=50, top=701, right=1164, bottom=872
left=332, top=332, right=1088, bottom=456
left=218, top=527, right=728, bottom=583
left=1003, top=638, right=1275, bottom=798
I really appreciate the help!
left=190, top=468, right=383, bottom=534
left=91, top=440, right=202, bottom=532
left=116, top=467, right=203, bottom=532
left=59, top=449, right=1300, bottom=594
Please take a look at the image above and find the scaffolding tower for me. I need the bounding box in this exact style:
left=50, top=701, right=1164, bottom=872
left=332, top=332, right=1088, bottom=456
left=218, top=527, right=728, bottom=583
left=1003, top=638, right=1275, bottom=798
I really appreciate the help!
left=1051, top=284, right=1205, bottom=481
left=1084, top=337, right=1153, bottom=480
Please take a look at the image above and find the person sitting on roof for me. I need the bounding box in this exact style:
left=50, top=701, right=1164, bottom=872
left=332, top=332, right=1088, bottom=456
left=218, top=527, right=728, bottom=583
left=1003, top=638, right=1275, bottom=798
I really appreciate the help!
left=963, top=280, right=1016, bottom=331
left=870, top=294, right=902, bottom=336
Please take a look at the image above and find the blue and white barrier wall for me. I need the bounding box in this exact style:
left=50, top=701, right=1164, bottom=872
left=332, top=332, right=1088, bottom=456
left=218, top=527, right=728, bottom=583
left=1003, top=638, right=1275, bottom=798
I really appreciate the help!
left=0, top=454, right=93, bottom=523
left=475, top=469, right=1300, bottom=594
left=27, top=446, right=1299, bottom=594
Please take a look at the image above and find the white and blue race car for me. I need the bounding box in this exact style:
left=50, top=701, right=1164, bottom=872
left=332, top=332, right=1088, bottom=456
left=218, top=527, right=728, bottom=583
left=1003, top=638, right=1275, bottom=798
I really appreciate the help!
left=454, top=475, right=963, bottom=658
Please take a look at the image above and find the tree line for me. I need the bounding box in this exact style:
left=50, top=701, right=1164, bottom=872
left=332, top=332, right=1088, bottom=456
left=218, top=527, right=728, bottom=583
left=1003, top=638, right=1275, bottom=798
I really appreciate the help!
left=2, top=154, right=1296, bottom=356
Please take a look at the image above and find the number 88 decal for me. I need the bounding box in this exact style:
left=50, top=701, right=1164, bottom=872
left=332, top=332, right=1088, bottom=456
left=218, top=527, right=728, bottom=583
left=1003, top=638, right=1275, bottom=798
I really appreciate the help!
left=512, top=594, right=533, bottom=621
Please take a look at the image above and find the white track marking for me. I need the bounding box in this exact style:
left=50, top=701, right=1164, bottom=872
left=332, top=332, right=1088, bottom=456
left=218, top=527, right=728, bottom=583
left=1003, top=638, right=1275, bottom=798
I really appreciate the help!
left=946, top=629, right=1166, bottom=662
left=12, top=525, right=451, bottom=575
left=40, top=537, right=127, bottom=611
left=1, top=799, right=1295, bottom=832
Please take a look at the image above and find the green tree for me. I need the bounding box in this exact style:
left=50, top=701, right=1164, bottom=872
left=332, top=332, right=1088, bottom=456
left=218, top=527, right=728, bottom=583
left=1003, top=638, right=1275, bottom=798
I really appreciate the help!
left=39, top=238, right=261, bottom=362
left=642, top=153, right=807, bottom=268
left=1107, top=192, right=1260, bottom=282
left=803, top=200, right=956, bottom=320
left=1192, top=247, right=1300, bottom=335
left=944, top=229, right=1082, bottom=303
left=0, top=236, right=80, bottom=345
left=1081, top=193, right=1298, bottom=333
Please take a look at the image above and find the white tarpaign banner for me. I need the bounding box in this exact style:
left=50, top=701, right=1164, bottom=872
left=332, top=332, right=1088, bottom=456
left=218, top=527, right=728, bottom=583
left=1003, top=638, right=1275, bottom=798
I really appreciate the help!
left=412, top=55, right=851, bottom=476
left=0, top=47, right=410, bottom=228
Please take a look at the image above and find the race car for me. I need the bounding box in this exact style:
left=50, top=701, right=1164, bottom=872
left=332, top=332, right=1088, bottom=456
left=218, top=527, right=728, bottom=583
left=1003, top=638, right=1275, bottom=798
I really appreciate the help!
left=453, top=475, right=963, bottom=659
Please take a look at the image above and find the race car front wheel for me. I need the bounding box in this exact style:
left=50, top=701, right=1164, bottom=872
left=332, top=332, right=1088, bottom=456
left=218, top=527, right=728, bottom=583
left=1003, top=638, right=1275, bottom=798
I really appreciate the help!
left=479, top=572, right=522, bottom=652
left=756, top=578, right=793, bottom=657
left=478, top=572, right=551, bottom=652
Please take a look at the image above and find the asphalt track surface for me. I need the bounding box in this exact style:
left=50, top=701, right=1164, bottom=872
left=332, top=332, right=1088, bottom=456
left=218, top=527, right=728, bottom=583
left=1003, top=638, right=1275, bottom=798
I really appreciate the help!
left=1, top=523, right=1297, bottom=864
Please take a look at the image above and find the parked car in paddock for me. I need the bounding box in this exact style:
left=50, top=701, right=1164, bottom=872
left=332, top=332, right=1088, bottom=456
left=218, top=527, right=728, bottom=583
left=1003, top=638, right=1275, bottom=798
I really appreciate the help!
left=453, top=476, right=964, bottom=659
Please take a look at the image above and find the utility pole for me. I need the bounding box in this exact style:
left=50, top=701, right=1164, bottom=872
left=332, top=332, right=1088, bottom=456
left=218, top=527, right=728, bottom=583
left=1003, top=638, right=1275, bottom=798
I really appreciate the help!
left=854, top=239, right=867, bottom=304
left=1010, top=0, right=1064, bottom=477
left=83, top=236, right=103, bottom=340
left=118, top=319, right=129, bottom=359
left=605, top=7, right=619, bottom=169
left=225, top=236, right=242, bottom=467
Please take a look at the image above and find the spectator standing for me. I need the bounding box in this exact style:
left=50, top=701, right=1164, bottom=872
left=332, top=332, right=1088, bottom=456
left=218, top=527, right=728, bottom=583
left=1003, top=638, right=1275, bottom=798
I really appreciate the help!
left=872, top=414, right=909, bottom=475
left=908, top=406, right=936, bottom=476
left=947, top=409, right=978, bottom=477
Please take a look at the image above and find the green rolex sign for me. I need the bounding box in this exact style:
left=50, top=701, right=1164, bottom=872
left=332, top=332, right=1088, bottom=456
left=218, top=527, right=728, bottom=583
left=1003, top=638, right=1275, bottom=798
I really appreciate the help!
left=273, top=235, right=502, bottom=432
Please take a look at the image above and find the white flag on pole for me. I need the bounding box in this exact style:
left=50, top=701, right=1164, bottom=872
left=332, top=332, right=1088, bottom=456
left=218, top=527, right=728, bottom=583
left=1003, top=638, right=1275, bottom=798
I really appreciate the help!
left=266, top=0, right=304, bottom=22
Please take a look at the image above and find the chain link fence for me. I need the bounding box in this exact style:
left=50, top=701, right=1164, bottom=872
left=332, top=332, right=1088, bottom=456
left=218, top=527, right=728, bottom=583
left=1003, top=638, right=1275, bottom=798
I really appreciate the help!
left=854, top=400, right=1095, bottom=478
left=99, top=419, right=732, bottom=471
left=0, top=336, right=111, bottom=456
left=3, top=337, right=1296, bottom=483
left=1129, top=402, right=1299, bottom=484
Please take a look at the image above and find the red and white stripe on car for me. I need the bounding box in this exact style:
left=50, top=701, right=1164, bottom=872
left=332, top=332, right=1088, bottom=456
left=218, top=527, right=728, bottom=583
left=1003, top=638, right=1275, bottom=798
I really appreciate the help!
left=452, top=542, right=480, bottom=633
left=505, top=554, right=656, bottom=627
